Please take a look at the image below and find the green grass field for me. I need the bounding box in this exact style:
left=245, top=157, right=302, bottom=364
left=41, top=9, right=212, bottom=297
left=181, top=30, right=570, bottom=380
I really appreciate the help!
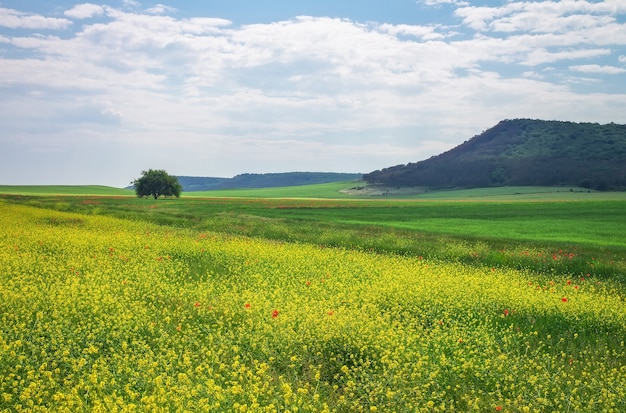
left=2, top=182, right=623, bottom=201
left=2, top=187, right=625, bottom=283
left=184, top=183, right=625, bottom=201
left=0, top=185, right=134, bottom=196
left=184, top=181, right=359, bottom=199
left=1, top=185, right=625, bottom=411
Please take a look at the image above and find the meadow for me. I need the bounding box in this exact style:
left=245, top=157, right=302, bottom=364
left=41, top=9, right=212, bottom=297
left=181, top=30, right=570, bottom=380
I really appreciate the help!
left=0, top=186, right=625, bottom=412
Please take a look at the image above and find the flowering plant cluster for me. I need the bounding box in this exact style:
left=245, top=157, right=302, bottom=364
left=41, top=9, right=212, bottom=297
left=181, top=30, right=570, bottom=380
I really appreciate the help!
left=0, top=204, right=624, bottom=412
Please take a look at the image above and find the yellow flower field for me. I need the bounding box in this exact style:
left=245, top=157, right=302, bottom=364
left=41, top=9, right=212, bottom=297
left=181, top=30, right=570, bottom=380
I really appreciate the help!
left=0, top=203, right=624, bottom=412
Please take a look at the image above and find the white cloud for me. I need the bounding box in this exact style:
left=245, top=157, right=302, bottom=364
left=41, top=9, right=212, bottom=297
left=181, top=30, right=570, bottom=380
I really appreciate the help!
left=378, top=23, right=445, bottom=40
left=0, top=7, right=71, bottom=29
left=569, top=64, right=626, bottom=74
left=145, top=4, right=178, bottom=15
left=1, top=2, right=625, bottom=185
left=122, top=0, right=140, bottom=8
left=454, top=0, right=626, bottom=33
left=445, top=1, right=626, bottom=68
left=523, top=48, right=611, bottom=66
left=64, top=4, right=105, bottom=19
left=490, top=12, right=614, bottom=34
left=419, top=0, right=470, bottom=6
left=9, top=35, right=62, bottom=49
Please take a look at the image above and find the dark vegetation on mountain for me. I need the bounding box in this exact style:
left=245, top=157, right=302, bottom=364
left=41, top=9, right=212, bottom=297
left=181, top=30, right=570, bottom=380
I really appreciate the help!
left=175, top=172, right=361, bottom=192
left=364, top=119, right=626, bottom=191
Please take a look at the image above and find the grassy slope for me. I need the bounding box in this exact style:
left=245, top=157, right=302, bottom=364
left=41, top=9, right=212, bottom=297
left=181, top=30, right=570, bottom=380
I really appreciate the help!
left=2, top=182, right=625, bottom=201
left=410, top=186, right=626, bottom=201
left=2, top=189, right=625, bottom=285
left=183, top=181, right=359, bottom=199
left=184, top=183, right=626, bottom=201
left=0, top=185, right=134, bottom=196
left=2, top=185, right=625, bottom=250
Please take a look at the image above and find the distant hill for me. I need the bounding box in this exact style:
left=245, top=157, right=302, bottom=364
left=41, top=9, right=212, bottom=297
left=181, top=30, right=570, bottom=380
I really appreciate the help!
left=175, top=172, right=362, bottom=192
left=364, top=119, right=626, bottom=190
left=175, top=176, right=229, bottom=191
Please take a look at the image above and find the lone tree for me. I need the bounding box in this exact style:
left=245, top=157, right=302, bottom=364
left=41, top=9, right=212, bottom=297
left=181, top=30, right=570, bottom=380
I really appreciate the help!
left=132, top=169, right=182, bottom=199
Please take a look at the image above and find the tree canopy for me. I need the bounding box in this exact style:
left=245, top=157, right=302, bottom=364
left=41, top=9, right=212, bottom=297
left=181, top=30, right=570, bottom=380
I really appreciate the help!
left=132, top=169, right=182, bottom=199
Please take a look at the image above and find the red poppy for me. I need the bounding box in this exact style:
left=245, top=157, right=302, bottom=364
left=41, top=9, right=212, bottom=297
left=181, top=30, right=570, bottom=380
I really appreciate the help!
left=272, top=309, right=279, bottom=318
left=495, top=406, right=502, bottom=411
left=561, top=297, right=568, bottom=302
left=327, top=311, right=334, bottom=316
left=245, top=303, right=251, bottom=309
left=503, top=309, right=510, bottom=316
left=194, top=302, right=201, bottom=307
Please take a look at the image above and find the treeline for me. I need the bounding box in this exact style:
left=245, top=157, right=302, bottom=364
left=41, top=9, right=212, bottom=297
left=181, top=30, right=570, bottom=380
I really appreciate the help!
left=364, top=119, right=626, bottom=190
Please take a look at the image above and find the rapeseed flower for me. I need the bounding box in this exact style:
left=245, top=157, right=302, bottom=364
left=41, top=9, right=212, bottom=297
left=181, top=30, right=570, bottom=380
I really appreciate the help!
left=0, top=203, right=624, bottom=412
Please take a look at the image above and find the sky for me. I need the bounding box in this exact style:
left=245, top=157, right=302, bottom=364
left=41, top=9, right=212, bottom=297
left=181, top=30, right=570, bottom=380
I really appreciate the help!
left=1, top=1, right=625, bottom=187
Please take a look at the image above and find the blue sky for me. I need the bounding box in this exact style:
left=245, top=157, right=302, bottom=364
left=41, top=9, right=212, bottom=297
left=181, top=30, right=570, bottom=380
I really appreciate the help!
left=1, top=1, right=625, bottom=186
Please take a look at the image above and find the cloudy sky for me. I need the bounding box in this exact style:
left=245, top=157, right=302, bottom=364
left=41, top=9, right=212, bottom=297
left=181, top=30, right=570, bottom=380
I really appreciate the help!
left=1, top=1, right=625, bottom=186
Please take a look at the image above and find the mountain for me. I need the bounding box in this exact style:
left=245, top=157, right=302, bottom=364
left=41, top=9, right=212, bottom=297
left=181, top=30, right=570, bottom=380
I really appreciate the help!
left=363, top=119, right=626, bottom=190
left=176, top=172, right=362, bottom=192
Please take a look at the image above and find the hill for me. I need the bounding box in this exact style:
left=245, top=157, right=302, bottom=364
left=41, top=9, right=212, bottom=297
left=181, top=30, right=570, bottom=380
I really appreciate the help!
left=175, top=172, right=361, bottom=192
left=175, top=176, right=229, bottom=191
left=363, top=119, right=626, bottom=191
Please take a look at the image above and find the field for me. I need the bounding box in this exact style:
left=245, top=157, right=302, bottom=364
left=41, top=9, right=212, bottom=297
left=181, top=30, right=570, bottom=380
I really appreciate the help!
left=1, top=186, right=625, bottom=412
left=0, top=186, right=133, bottom=196
left=1, top=182, right=621, bottom=200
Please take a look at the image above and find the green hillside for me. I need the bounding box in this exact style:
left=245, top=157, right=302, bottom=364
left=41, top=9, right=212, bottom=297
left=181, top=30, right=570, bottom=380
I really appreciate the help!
left=183, top=181, right=359, bottom=198
left=4, top=183, right=626, bottom=201
left=176, top=172, right=362, bottom=191
left=0, top=185, right=133, bottom=196
left=364, top=119, right=626, bottom=190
